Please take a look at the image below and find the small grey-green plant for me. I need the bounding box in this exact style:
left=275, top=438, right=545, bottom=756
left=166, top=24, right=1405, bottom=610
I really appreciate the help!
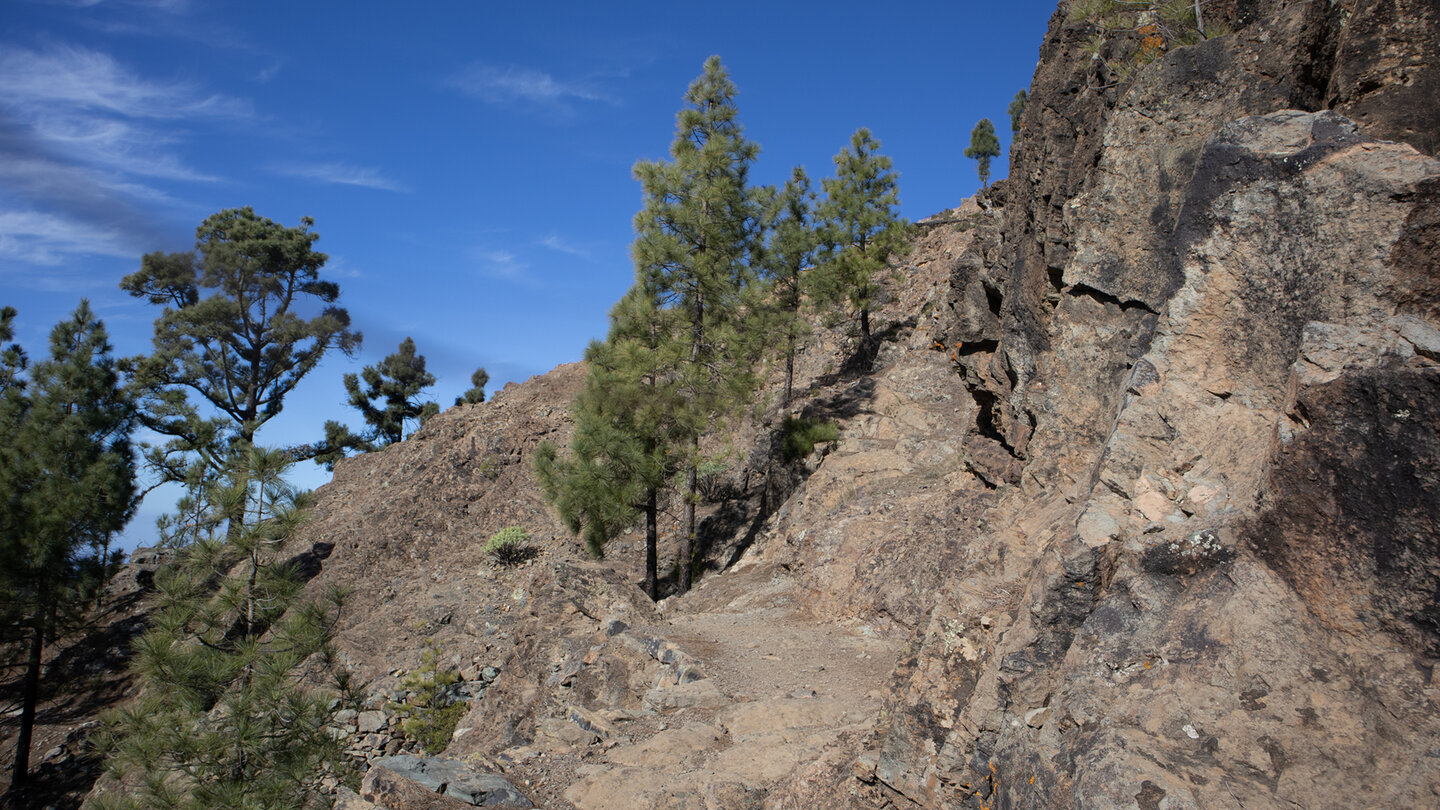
left=484, top=525, right=533, bottom=566
left=475, top=455, right=504, bottom=480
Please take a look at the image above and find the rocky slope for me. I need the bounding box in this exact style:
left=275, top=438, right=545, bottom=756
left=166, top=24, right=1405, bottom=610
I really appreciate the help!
left=17, top=1, right=1436, bottom=808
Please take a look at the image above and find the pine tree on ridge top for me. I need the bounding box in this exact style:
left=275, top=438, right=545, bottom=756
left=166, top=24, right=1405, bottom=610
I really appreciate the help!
left=313, top=336, right=441, bottom=470
left=347, top=336, right=439, bottom=445
left=455, top=366, right=490, bottom=406
left=966, top=118, right=1001, bottom=188
left=121, top=207, right=361, bottom=535
left=815, top=127, right=908, bottom=349
left=1, top=302, right=138, bottom=791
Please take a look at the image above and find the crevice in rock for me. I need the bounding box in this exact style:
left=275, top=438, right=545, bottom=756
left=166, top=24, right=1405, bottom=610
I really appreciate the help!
left=956, top=339, right=999, bottom=358
left=971, top=389, right=1016, bottom=459
left=1066, top=283, right=1158, bottom=314
left=1047, top=266, right=1067, bottom=305
left=983, top=280, right=1005, bottom=317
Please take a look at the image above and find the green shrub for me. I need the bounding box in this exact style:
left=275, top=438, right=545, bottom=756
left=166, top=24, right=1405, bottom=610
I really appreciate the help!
left=388, top=639, right=466, bottom=755
left=475, top=455, right=503, bottom=480
left=484, top=525, right=532, bottom=565
left=781, top=417, right=840, bottom=461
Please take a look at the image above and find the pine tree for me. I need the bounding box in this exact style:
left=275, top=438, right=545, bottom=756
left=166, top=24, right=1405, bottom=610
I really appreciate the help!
left=1008, top=90, right=1028, bottom=135
left=536, top=288, right=684, bottom=600
left=312, top=420, right=371, bottom=472
left=758, top=166, right=820, bottom=411
left=95, top=446, right=350, bottom=810
left=0, top=302, right=138, bottom=792
left=965, top=118, right=1002, bottom=188
left=120, top=208, right=361, bottom=523
left=630, top=55, right=763, bottom=594
left=0, top=306, right=24, bottom=393
left=347, top=337, right=438, bottom=444
left=313, top=337, right=438, bottom=469
left=814, top=128, right=908, bottom=347
left=454, top=366, right=490, bottom=406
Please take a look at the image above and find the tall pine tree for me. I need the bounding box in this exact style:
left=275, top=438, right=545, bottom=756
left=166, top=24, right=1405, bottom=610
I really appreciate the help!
left=630, top=55, right=762, bottom=594
left=0, top=302, right=137, bottom=792
left=758, top=166, right=820, bottom=411
left=121, top=208, right=361, bottom=526
left=541, top=57, right=763, bottom=596
left=815, top=128, right=907, bottom=348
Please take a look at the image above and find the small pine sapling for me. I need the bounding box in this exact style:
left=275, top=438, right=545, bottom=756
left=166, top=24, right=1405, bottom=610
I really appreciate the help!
left=388, top=638, right=466, bottom=755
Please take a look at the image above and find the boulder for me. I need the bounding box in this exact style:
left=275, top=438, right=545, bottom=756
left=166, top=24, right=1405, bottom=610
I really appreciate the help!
left=360, top=755, right=533, bottom=809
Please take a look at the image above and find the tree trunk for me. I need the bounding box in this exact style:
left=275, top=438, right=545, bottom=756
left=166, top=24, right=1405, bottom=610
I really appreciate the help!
left=680, top=287, right=704, bottom=595
left=644, top=490, right=659, bottom=601
left=680, top=459, right=697, bottom=594
left=11, top=608, right=44, bottom=789
left=95, top=534, right=112, bottom=610
left=783, top=350, right=795, bottom=413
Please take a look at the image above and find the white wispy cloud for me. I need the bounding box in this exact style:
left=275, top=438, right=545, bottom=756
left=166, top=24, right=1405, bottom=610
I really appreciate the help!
left=273, top=161, right=410, bottom=193
left=539, top=232, right=592, bottom=260
left=255, top=60, right=282, bottom=83
left=24, top=112, right=219, bottom=182
left=477, top=249, right=527, bottom=280
left=448, top=63, right=613, bottom=115
left=0, top=44, right=249, bottom=121
left=0, top=210, right=132, bottom=266
left=0, top=42, right=246, bottom=267
left=322, top=255, right=365, bottom=279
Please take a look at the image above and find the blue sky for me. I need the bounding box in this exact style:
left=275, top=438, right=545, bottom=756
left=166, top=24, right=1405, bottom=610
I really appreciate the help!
left=1, top=0, right=1059, bottom=548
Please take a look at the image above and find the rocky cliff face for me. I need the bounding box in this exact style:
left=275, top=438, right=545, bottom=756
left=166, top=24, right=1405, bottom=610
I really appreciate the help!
left=50, top=2, right=1439, bottom=809
left=853, top=1, right=1440, bottom=808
